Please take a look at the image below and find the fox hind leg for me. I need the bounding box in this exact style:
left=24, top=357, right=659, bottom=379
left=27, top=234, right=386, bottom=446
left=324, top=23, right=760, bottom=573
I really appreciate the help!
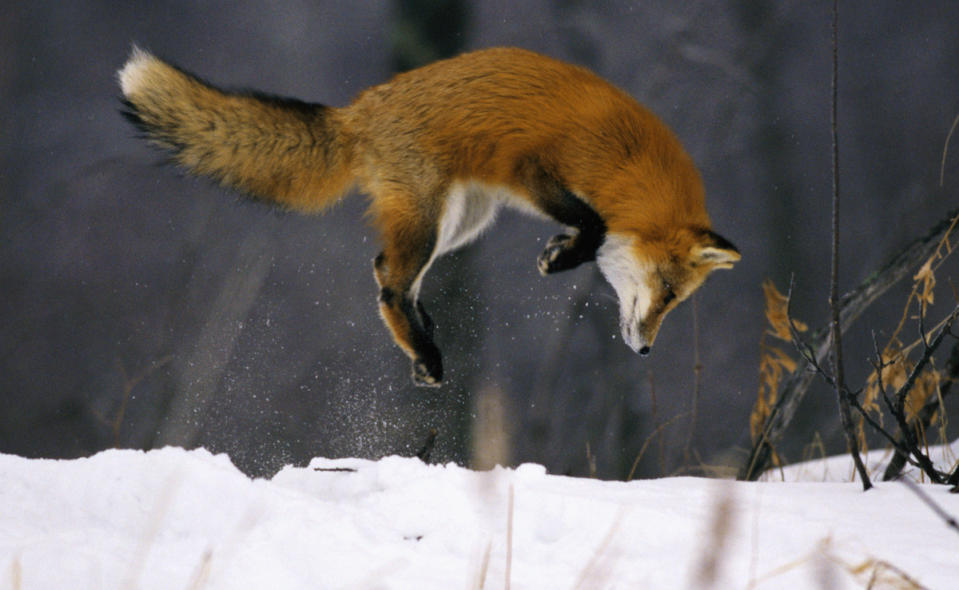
left=416, top=300, right=435, bottom=339
left=372, top=209, right=443, bottom=387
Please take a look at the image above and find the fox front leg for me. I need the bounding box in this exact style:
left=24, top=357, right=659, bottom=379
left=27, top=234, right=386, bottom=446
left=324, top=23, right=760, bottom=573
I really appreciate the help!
left=519, top=159, right=606, bottom=276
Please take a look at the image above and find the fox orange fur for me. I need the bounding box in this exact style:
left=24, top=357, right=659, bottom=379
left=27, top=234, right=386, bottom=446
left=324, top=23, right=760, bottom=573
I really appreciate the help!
left=118, top=46, right=739, bottom=387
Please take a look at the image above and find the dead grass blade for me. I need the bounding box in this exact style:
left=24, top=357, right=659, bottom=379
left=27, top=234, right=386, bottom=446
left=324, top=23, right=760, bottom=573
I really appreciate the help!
left=572, top=508, right=625, bottom=590
left=940, top=112, right=959, bottom=187
left=505, top=484, right=514, bottom=590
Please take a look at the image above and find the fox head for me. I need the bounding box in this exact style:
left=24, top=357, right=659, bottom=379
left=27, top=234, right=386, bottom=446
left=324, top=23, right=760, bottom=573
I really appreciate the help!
left=596, top=227, right=740, bottom=355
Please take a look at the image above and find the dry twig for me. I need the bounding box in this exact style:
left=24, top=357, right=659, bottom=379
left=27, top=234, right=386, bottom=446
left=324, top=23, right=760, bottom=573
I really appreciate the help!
left=740, top=208, right=959, bottom=480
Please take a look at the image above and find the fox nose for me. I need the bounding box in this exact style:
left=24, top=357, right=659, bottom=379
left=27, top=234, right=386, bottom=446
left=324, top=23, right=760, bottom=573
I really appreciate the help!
left=639, top=345, right=650, bottom=356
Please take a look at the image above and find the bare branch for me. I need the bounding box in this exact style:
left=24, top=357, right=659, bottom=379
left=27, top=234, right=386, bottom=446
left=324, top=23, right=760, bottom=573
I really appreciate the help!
left=884, top=306, right=959, bottom=483
left=847, top=397, right=923, bottom=470
left=884, top=339, right=959, bottom=480
left=785, top=278, right=828, bottom=382
left=895, top=305, right=959, bottom=420
left=739, top=207, right=959, bottom=481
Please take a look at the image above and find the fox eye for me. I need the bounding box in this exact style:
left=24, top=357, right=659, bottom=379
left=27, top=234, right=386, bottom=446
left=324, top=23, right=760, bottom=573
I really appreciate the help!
left=662, top=282, right=676, bottom=305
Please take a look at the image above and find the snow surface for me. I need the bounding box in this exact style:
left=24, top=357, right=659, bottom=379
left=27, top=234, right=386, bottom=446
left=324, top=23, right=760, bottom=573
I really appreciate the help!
left=2, top=446, right=958, bottom=589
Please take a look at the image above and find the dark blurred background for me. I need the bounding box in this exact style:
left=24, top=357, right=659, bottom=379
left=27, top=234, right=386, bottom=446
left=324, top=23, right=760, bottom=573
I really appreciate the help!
left=2, top=1, right=957, bottom=479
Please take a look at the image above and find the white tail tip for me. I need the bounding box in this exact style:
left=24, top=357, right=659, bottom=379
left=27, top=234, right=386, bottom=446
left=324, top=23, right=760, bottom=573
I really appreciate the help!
left=117, top=45, right=156, bottom=97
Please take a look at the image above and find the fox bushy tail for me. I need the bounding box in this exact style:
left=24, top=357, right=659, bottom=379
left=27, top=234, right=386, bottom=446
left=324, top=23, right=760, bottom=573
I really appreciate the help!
left=118, top=47, right=355, bottom=212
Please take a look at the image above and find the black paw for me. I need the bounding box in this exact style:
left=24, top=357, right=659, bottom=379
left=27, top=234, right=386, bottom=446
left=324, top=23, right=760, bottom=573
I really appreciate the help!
left=537, top=234, right=576, bottom=275
left=411, top=345, right=443, bottom=387
left=412, top=359, right=443, bottom=387
left=416, top=300, right=435, bottom=338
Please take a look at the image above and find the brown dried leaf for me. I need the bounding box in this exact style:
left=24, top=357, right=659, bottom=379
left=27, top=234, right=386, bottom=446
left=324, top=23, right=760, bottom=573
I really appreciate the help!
left=752, top=281, right=811, bottom=443
left=863, top=344, right=907, bottom=419
left=905, top=369, right=940, bottom=424
left=913, top=257, right=936, bottom=309
left=762, top=280, right=807, bottom=342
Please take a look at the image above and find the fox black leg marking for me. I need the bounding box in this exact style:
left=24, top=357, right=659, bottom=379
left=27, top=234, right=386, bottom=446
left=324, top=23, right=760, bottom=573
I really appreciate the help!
left=519, top=159, right=606, bottom=274
left=400, top=294, right=443, bottom=387
left=416, top=300, right=435, bottom=339
left=373, top=230, right=444, bottom=387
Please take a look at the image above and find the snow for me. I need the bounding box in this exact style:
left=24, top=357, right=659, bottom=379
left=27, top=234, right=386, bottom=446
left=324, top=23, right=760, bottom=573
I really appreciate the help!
left=759, top=438, right=959, bottom=485
left=2, top=447, right=957, bottom=589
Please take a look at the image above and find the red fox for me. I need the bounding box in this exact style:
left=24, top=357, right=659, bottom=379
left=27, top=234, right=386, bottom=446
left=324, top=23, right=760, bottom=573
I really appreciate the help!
left=118, top=46, right=739, bottom=387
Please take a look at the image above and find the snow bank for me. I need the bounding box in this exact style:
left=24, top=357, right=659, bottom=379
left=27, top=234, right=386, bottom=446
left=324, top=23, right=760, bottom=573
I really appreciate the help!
left=759, top=437, right=959, bottom=484
left=1, top=447, right=957, bottom=589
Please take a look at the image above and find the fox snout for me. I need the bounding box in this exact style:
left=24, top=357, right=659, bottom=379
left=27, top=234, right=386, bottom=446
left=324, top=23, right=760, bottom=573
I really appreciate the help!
left=623, top=329, right=652, bottom=356
left=598, top=234, right=667, bottom=357
left=622, top=329, right=653, bottom=356
left=620, top=302, right=659, bottom=357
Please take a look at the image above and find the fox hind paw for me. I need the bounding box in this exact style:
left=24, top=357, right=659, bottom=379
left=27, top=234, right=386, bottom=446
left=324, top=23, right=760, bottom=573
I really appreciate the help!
left=411, top=344, right=443, bottom=387
left=538, top=233, right=578, bottom=275
left=412, top=358, right=443, bottom=387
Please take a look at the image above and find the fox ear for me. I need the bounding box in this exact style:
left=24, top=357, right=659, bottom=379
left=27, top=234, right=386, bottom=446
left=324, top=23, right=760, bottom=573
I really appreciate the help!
left=692, top=230, right=740, bottom=269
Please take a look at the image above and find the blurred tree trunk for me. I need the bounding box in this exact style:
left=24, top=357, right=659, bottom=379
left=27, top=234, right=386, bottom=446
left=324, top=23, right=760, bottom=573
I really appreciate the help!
left=155, top=223, right=277, bottom=448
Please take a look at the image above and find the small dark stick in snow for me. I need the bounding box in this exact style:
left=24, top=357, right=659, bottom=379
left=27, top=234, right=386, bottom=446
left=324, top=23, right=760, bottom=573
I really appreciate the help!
left=898, top=477, right=959, bottom=536
left=416, top=428, right=438, bottom=462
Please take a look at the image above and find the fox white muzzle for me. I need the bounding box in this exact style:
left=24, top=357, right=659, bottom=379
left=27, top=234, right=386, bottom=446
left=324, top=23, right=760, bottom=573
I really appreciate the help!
left=596, top=234, right=657, bottom=355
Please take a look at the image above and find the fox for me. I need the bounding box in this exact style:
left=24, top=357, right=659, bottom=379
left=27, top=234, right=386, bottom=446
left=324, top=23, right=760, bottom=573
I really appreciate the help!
left=118, top=46, right=740, bottom=387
